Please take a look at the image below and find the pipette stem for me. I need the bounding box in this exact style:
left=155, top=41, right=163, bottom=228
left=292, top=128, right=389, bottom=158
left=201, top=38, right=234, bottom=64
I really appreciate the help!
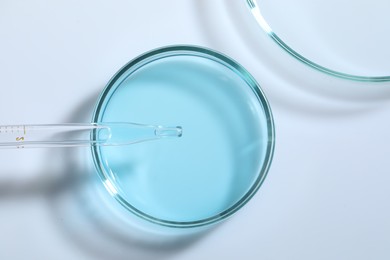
left=0, top=123, right=182, bottom=149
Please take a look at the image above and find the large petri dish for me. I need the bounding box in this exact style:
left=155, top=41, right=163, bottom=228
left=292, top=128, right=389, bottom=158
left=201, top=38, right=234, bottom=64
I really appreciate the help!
left=246, top=0, right=390, bottom=82
left=91, top=46, right=275, bottom=228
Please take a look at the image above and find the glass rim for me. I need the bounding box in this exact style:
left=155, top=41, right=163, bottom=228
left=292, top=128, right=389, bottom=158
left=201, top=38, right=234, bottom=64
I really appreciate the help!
left=91, top=45, right=275, bottom=228
left=246, top=0, right=390, bottom=82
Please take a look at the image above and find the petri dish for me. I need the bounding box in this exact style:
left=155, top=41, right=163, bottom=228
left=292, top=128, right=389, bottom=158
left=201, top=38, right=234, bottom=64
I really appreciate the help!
left=91, top=45, right=275, bottom=228
left=246, top=0, right=390, bottom=82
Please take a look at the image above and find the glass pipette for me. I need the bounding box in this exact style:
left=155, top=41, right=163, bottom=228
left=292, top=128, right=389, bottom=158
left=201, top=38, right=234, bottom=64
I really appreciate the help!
left=0, top=123, right=182, bottom=149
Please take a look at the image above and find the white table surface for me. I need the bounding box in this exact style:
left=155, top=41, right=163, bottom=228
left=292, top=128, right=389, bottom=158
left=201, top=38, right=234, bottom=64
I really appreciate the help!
left=1, top=1, right=390, bottom=259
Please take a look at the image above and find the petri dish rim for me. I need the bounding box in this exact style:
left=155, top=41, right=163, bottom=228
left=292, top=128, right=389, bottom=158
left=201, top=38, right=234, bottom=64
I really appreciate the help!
left=91, top=45, right=275, bottom=228
left=246, top=0, right=390, bottom=82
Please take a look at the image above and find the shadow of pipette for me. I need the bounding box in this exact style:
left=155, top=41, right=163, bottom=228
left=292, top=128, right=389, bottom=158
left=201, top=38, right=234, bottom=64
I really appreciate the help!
left=0, top=89, right=212, bottom=259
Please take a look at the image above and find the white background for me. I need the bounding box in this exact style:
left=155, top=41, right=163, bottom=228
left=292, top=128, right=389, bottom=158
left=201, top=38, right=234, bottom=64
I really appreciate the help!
left=0, top=1, right=390, bottom=259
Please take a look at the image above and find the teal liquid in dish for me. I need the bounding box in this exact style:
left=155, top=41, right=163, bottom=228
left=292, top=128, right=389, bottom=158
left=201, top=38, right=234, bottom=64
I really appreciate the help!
left=95, top=55, right=270, bottom=223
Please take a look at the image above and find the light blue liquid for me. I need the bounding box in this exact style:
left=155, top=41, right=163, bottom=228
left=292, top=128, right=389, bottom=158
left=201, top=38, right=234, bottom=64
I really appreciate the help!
left=96, top=55, right=270, bottom=223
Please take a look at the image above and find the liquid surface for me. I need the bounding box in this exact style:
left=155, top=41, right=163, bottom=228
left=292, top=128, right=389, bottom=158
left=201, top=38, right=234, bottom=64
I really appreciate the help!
left=96, top=55, right=270, bottom=223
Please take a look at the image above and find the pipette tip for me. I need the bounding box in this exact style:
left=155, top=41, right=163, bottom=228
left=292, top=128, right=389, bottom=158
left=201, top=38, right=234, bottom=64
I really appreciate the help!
left=155, top=126, right=183, bottom=138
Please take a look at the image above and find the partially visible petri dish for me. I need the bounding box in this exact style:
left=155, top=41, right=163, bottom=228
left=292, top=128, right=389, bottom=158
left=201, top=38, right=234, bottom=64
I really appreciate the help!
left=91, top=45, right=275, bottom=228
left=246, top=0, right=390, bottom=82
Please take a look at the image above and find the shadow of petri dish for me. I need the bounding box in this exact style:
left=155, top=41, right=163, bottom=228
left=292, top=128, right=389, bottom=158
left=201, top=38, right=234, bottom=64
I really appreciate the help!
left=91, top=45, right=275, bottom=228
left=49, top=151, right=213, bottom=260
left=246, top=0, right=390, bottom=82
